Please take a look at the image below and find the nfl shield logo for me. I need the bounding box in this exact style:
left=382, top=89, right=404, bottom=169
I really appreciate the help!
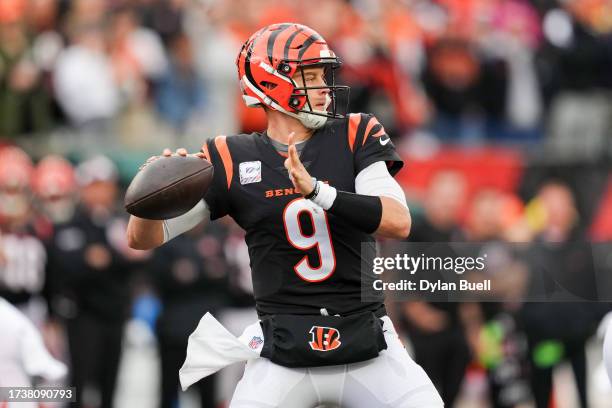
left=249, top=336, right=263, bottom=349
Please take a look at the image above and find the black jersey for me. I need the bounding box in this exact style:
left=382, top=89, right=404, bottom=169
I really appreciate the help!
left=201, top=113, right=403, bottom=317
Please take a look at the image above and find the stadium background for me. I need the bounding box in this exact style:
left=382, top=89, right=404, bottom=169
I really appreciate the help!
left=1, top=0, right=612, bottom=407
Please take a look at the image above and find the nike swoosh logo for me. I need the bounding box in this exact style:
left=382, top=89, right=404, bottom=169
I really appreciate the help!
left=379, top=136, right=391, bottom=146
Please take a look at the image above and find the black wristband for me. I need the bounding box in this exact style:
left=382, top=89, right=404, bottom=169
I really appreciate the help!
left=304, top=178, right=319, bottom=199
left=327, top=191, right=382, bottom=234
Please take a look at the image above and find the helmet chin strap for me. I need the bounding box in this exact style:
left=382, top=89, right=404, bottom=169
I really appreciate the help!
left=296, top=94, right=332, bottom=129
left=297, top=111, right=328, bottom=129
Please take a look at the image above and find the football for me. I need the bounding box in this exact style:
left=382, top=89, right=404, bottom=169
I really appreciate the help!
left=124, top=155, right=213, bottom=220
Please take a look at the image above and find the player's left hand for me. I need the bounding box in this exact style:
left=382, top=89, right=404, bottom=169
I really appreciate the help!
left=284, top=132, right=314, bottom=196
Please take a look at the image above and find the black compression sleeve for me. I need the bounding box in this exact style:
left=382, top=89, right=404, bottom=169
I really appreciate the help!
left=327, top=191, right=382, bottom=234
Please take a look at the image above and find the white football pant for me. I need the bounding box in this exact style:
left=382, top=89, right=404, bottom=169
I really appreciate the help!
left=229, top=316, right=444, bottom=408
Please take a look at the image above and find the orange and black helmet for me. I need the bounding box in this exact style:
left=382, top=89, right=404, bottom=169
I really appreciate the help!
left=236, top=23, right=349, bottom=129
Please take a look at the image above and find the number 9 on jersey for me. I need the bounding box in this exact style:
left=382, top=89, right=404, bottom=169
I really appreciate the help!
left=283, top=199, right=336, bottom=282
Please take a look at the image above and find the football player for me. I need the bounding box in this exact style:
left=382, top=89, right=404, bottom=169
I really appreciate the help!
left=127, top=23, right=443, bottom=407
left=0, top=146, right=48, bottom=326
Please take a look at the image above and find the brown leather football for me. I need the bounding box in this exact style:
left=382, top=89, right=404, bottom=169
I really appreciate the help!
left=125, top=156, right=213, bottom=220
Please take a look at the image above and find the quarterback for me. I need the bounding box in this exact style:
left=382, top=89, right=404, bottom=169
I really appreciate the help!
left=127, top=23, right=443, bottom=407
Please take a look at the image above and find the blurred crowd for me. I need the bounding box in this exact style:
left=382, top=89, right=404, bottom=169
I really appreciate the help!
left=2, top=0, right=612, bottom=407
left=394, top=169, right=612, bottom=408
left=1, top=0, right=612, bottom=155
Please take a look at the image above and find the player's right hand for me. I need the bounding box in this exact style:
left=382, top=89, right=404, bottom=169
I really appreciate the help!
left=284, top=133, right=315, bottom=196
left=162, top=148, right=206, bottom=159
left=140, top=148, right=205, bottom=171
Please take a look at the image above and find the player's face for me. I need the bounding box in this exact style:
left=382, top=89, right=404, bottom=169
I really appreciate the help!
left=292, top=66, right=331, bottom=113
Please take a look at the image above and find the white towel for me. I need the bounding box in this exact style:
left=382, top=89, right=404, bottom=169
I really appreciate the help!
left=179, top=312, right=263, bottom=390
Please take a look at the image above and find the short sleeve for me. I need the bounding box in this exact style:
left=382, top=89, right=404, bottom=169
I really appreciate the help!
left=350, top=113, right=404, bottom=177
left=201, top=136, right=233, bottom=220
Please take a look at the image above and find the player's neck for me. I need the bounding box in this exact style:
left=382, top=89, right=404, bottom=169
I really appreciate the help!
left=266, top=114, right=313, bottom=145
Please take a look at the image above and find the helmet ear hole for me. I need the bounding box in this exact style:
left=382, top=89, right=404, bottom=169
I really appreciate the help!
left=290, top=97, right=301, bottom=107
left=260, top=81, right=277, bottom=90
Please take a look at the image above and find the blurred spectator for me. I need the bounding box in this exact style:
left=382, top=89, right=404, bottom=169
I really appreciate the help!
left=521, top=181, right=600, bottom=408
left=53, top=21, right=120, bottom=131
left=417, top=0, right=544, bottom=144
left=30, top=155, right=78, bottom=364
left=151, top=221, right=232, bottom=408
left=328, top=0, right=430, bottom=135
left=0, top=145, right=34, bottom=223
left=45, top=155, right=147, bottom=408
left=464, top=189, right=532, bottom=408
left=422, top=37, right=508, bottom=143
left=183, top=0, right=243, bottom=141
left=482, top=0, right=543, bottom=138
left=535, top=181, right=580, bottom=243
left=539, top=0, right=612, bottom=98
left=64, top=0, right=107, bottom=28
left=464, top=189, right=506, bottom=241
left=0, top=6, right=55, bottom=137
left=31, top=154, right=78, bottom=224
left=137, top=0, right=186, bottom=45
left=538, top=0, right=612, bottom=160
left=410, top=170, right=467, bottom=242
left=401, top=170, right=470, bottom=406
left=154, top=32, right=205, bottom=132
left=108, top=6, right=168, bottom=105
left=0, top=146, right=49, bottom=326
